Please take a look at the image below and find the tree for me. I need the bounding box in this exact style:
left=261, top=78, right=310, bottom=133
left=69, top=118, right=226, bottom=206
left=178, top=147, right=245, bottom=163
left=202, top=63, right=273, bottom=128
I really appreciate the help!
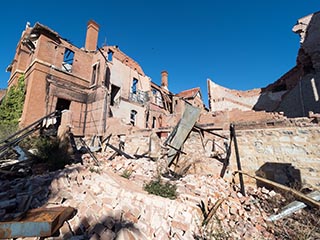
left=0, top=75, right=25, bottom=126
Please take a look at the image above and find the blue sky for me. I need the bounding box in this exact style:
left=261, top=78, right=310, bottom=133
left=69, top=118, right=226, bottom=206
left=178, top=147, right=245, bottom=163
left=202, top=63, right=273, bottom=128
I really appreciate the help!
left=0, top=1, right=319, bottom=106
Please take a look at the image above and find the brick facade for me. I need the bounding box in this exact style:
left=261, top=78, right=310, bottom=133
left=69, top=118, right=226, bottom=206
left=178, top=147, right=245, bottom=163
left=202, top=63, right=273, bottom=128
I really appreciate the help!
left=6, top=21, right=204, bottom=137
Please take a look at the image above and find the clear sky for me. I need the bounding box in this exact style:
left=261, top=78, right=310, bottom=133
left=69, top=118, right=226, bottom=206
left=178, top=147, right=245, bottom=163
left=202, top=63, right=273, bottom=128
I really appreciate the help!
left=0, top=1, right=319, bottom=106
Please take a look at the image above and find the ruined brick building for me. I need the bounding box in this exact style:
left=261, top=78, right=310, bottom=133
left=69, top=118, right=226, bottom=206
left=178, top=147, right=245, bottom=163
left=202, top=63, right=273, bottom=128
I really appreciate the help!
left=207, top=11, right=320, bottom=118
left=6, top=20, right=206, bottom=137
left=5, top=11, right=320, bottom=137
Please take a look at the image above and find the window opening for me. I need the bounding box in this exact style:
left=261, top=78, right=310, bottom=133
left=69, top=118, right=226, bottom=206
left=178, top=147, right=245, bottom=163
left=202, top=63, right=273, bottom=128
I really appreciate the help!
left=130, top=110, right=137, bottom=126
left=110, top=84, right=120, bottom=106
left=108, top=50, right=113, bottom=61
left=62, top=48, right=74, bottom=72
left=104, top=66, right=111, bottom=88
left=152, top=117, right=156, bottom=128
left=131, top=78, right=138, bottom=94
left=152, top=89, right=157, bottom=95
left=91, top=63, right=100, bottom=86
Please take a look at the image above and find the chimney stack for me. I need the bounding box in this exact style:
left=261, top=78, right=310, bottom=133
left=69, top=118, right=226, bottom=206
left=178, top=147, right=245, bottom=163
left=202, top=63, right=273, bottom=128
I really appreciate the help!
left=161, top=70, right=168, bottom=90
left=85, top=20, right=99, bottom=51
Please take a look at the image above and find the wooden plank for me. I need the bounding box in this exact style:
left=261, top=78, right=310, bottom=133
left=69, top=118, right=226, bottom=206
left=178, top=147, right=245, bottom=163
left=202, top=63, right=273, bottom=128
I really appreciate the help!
left=105, top=143, right=134, bottom=159
left=235, top=170, right=320, bottom=208
left=166, top=104, right=201, bottom=165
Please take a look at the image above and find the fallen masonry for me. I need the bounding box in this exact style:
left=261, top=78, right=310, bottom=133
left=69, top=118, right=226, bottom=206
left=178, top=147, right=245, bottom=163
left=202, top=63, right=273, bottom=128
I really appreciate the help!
left=1, top=10, right=320, bottom=239
left=0, top=150, right=320, bottom=239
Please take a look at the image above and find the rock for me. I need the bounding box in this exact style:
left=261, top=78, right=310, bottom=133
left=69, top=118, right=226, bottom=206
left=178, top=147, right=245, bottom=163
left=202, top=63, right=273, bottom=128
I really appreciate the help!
left=100, top=229, right=116, bottom=240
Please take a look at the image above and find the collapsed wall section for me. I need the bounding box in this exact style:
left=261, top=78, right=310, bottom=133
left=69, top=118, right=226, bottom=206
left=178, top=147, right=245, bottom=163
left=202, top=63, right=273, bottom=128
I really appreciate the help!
left=207, top=79, right=261, bottom=112
left=116, top=125, right=320, bottom=188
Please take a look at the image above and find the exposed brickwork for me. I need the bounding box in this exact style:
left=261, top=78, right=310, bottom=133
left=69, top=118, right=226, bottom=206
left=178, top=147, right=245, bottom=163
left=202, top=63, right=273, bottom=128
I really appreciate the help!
left=107, top=46, right=145, bottom=76
left=85, top=20, right=99, bottom=51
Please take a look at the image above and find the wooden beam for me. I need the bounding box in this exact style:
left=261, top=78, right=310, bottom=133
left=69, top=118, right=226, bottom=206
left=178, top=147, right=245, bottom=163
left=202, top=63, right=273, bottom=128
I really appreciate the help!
left=235, top=170, right=320, bottom=209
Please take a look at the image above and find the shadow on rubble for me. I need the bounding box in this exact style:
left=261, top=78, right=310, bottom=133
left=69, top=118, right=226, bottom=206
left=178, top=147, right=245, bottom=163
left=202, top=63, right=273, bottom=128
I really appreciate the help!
left=0, top=133, right=83, bottom=223
left=255, top=162, right=302, bottom=190
left=60, top=215, right=144, bottom=239
left=0, top=164, right=83, bottom=222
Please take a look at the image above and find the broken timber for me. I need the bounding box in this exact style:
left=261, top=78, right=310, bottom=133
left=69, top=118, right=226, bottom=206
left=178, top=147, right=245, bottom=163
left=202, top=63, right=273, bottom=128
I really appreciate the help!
left=165, top=104, right=201, bottom=166
left=235, top=170, right=320, bottom=209
left=79, top=138, right=100, bottom=165
left=0, top=111, right=60, bottom=159
left=105, top=142, right=134, bottom=159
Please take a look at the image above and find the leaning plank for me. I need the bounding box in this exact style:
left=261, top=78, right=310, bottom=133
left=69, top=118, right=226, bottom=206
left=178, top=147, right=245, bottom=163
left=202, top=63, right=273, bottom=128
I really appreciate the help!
left=234, top=170, right=320, bottom=209
left=267, top=191, right=320, bottom=221
left=79, top=138, right=100, bottom=166
left=166, top=104, right=201, bottom=166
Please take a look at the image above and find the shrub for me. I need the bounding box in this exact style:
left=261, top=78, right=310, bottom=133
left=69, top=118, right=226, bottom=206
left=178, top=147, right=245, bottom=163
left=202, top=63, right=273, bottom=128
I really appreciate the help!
left=121, top=168, right=132, bottom=179
left=144, top=178, right=177, bottom=199
left=89, top=167, right=101, bottom=174
left=0, top=123, right=18, bottom=142
left=32, top=136, right=71, bottom=171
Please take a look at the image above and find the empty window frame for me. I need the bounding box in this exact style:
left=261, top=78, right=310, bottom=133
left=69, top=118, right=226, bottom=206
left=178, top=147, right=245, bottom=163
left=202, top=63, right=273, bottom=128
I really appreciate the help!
left=110, top=84, right=120, bottom=106
left=91, top=63, right=100, bottom=86
left=108, top=50, right=113, bottom=61
left=152, top=89, right=163, bottom=107
left=131, top=78, right=138, bottom=94
left=130, top=110, right=137, bottom=126
left=62, top=48, right=74, bottom=72
left=152, top=116, right=156, bottom=128
left=104, top=66, right=111, bottom=88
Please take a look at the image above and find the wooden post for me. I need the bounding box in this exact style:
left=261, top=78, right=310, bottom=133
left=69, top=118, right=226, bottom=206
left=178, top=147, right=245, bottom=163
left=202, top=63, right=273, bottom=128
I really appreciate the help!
left=230, top=124, right=245, bottom=196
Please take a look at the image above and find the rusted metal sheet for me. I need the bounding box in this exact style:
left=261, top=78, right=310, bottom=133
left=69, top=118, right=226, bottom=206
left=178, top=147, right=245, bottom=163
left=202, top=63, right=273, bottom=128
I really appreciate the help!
left=0, top=206, right=76, bottom=239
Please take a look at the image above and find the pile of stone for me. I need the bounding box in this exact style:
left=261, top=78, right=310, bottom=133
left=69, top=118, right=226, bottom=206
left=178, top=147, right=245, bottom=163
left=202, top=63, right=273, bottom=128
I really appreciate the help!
left=0, top=152, right=283, bottom=239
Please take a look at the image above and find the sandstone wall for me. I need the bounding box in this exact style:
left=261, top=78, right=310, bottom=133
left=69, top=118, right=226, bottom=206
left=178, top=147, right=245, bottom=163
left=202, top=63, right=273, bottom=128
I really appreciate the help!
left=224, top=126, right=320, bottom=188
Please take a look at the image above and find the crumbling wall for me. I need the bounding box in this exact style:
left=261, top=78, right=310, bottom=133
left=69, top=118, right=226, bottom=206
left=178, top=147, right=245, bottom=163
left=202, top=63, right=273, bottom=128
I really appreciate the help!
left=275, top=74, right=320, bottom=117
left=171, top=126, right=320, bottom=188
left=122, top=130, right=151, bottom=156
left=207, top=79, right=261, bottom=112
left=121, top=124, right=320, bottom=188
left=109, top=49, right=150, bottom=101
left=85, top=88, right=108, bottom=136
left=110, top=100, right=146, bottom=129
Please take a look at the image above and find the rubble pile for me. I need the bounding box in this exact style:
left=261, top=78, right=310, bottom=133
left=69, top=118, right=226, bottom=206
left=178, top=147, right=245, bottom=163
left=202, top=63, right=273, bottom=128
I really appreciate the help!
left=0, top=153, right=284, bottom=239
left=0, top=171, right=56, bottom=221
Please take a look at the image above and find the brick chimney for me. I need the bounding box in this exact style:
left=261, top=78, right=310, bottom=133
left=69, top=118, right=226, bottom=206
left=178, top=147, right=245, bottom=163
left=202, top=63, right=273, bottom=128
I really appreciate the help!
left=85, top=20, right=99, bottom=51
left=161, top=70, right=168, bottom=90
